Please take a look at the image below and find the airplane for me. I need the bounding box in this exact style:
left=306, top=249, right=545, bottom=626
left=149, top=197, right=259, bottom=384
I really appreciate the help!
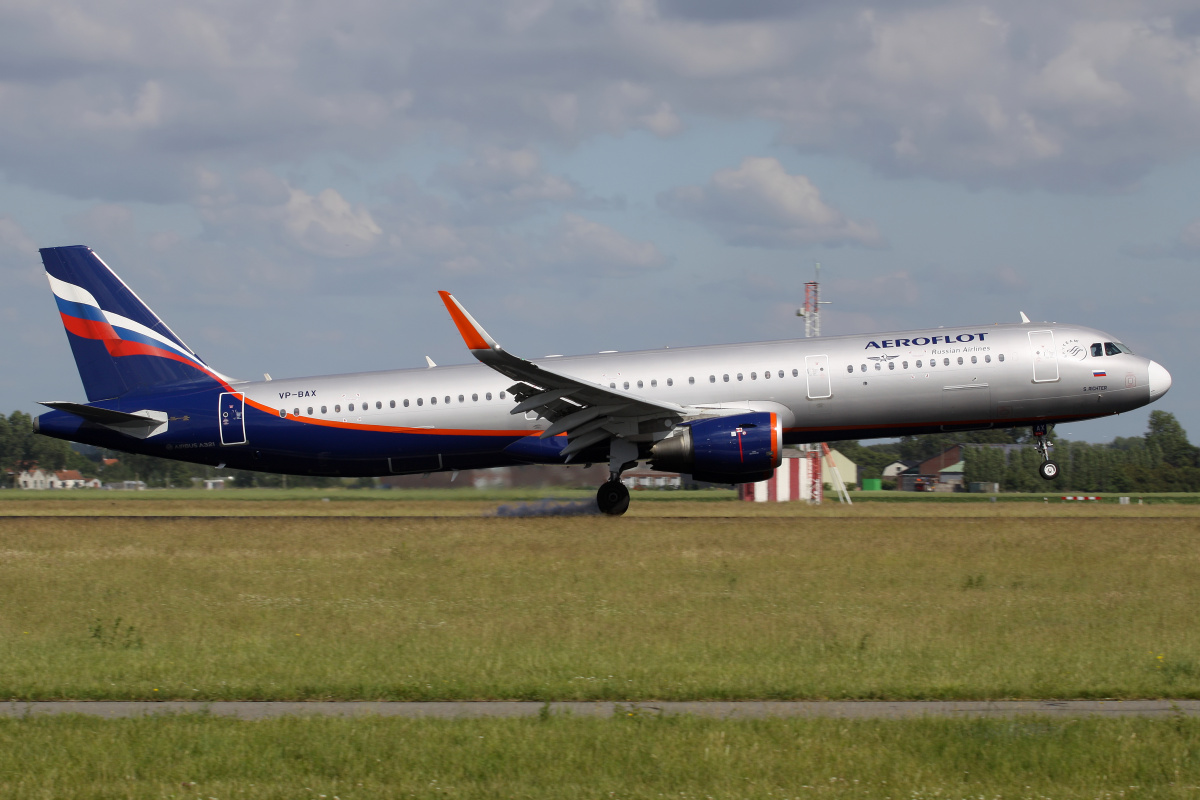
left=33, top=245, right=1172, bottom=515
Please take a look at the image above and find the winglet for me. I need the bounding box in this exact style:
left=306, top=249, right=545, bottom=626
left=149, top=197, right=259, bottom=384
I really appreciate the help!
left=438, top=291, right=499, bottom=352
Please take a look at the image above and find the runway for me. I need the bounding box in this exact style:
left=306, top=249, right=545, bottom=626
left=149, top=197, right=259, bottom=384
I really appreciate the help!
left=5, top=700, right=1199, bottom=719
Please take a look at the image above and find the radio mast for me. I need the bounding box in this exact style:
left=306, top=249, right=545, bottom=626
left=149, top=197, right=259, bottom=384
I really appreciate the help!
left=797, top=263, right=852, bottom=505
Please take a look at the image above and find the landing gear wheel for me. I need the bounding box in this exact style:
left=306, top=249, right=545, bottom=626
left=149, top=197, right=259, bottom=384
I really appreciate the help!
left=596, top=480, right=630, bottom=516
left=1039, top=460, right=1059, bottom=480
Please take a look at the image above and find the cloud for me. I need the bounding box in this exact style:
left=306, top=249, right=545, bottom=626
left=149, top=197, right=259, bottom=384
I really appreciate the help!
left=4, top=1, right=1200, bottom=198
left=539, top=213, right=669, bottom=273
left=659, top=157, right=884, bottom=248
left=0, top=216, right=38, bottom=257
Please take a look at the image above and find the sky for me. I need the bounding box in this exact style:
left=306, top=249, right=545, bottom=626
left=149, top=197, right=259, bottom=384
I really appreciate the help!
left=2, top=0, right=1198, bottom=445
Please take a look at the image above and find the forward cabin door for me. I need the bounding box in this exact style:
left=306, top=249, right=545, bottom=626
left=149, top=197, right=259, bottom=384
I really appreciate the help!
left=218, top=392, right=247, bottom=445
left=1028, top=330, right=1059, bottom=383
left=805, top=355, right=832, bottom=399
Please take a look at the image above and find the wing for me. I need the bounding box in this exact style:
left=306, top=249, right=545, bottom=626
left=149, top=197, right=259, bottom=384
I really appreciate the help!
left=438, top=291, right=687, bottom=460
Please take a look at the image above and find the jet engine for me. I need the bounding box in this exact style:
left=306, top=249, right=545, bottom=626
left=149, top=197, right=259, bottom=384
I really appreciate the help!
left=648, top=412, right=782, bottom=484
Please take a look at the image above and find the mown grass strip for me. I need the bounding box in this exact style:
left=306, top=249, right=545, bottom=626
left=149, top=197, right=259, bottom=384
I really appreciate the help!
left=0, top=715, right=1198, bottom=799
left=3, top=512, right=1200, bottom=700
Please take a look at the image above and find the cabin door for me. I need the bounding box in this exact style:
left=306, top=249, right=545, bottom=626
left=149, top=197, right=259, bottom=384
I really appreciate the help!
left=805, top=355, right=832, bottom=399
left=218, top=392, right=247, bottom=445
left=1028, top=330, right=1059, bottom=383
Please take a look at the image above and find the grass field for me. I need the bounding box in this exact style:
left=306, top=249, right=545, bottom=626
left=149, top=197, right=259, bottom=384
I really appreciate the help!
left=3, top=714, right=1200, bottom=799
left=2, top=497, right=1199, bottom=701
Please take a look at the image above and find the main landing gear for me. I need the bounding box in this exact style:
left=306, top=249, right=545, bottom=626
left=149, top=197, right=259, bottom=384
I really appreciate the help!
left=596, top=438, right=637, bottom=516
left=596, top=480, right=630, bottom=516
left=1032, top=422, right=1058, bottom=480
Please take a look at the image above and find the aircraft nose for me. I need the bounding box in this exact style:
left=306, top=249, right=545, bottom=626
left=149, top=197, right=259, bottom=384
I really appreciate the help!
left=1148, top=360, right=1172, bottom=399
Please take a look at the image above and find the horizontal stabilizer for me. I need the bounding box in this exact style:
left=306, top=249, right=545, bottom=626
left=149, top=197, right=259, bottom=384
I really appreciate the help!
left=40, top=401, right=169, bottom=439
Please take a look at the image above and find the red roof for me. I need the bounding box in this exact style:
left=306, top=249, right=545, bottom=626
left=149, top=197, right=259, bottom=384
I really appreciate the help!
left=55, top=470, right=84, bottom=481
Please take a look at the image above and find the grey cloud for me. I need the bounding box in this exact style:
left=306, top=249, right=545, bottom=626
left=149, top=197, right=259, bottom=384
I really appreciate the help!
left=2, top=0, right=1200, bottom=203
left=659, top=157, right=884, bottom=248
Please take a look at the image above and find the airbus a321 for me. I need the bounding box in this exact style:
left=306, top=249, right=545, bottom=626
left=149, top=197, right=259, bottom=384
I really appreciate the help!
left=34, top=246, right=1172, bottom=515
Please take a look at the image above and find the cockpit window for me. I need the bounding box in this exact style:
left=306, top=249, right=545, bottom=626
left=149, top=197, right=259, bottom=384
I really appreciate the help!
left=1091, top=343, right=1103, bottom=357
left=1105, top=341, right=1133, bottom=356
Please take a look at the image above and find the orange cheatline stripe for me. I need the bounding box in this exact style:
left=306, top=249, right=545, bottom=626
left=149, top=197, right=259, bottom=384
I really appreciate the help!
left=438, top=291, right=490, bottom=352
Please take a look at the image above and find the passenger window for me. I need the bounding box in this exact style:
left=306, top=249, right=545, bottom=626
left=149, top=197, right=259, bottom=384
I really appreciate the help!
left=485, top=393, right=492, bottom=400
left=750, top=372, right=757, bottom=380
left=736, top=373, right=743, bottom=381
left=688, top=377, right=694, bottom=385
left=637, top=381, right=643, bottom=389
left=723, top=374, right=730, bottom=382
left=389, top=400, right=395, bottom=408
left=999, top=354, right=1005, bottom=362
left=610, top=383, right=616, bottom=389
left=472, top=393, right=478, bottom=401
left=292, top=408, right=299, bottom=416
left=335, top=404, right=341, bottom=413
left=943, top=358, right=950, bottom=366
left=902, top=361, right=908, bottom=370
left=916, top=360, right=922, bottom=368
left=431, top=397, right=437, bottom=405
left=970, top=356, right=977, bottom=364
left=1091, top=343, right=1103, bottom=357
left=623, top=381, right=630, bottom=390
left=499, top=391, right=506, bottom=399
left=458, top=395, right=464, bottom=403
left=403, top=399, right=409, bottom=407
left=874, top=363, right=881, bottom=371
left=709, top=375, right=716, bottom=383
left=860, top=364, right=866, bottom=373
left=667, top=378, right=673, bottom=386
left=791, top=369, right=797, bottom=377
left=957, top=357, right=963, bottom=365
left=984, top=355, right=991, bottom=363
left=417, top=398, right=423, bottom=406
left=888, top=361, right=895, bottom=370
left=307, top=407, right=313, bottom=415
left=847, top=365, right=853, bottom=373
left=764, top=370, right=770, bottom=379
left=321, top=406, right=327, bottom=414
left=650, top=379, right=657, bottom=388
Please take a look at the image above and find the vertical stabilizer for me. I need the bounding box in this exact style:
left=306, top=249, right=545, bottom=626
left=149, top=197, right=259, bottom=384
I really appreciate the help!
left=41, top=245, right=229, bottom=401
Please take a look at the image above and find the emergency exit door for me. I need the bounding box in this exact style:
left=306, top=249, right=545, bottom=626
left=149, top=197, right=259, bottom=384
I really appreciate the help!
left=1028, top=330, right=1059, bottom=383
left=805, top=354, right=832, bottom=399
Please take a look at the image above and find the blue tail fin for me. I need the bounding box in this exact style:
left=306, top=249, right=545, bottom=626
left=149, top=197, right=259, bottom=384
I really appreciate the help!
left=41, top=246, right=230, bottom=401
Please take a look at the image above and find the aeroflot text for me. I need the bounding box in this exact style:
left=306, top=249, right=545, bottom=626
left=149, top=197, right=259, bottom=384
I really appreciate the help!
left=865, top=333, right=990, bottom=349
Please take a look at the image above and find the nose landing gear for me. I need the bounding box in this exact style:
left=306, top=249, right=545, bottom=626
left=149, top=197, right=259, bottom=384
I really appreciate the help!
left=1032, top=422, right=1059, bottom=480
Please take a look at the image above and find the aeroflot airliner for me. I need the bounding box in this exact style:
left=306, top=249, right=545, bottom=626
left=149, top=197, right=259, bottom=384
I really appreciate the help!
left=34, top=246, right=1172, bottom=514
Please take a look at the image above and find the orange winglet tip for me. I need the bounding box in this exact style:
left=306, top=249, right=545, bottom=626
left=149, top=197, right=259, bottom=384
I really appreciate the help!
left=438, top=290, right=492, bottom=352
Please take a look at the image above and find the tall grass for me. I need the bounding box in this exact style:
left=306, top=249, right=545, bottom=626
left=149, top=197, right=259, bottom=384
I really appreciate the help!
left=1, top=715, right=1199, bottom=799
left=2, top=507, right=1200, bottom=700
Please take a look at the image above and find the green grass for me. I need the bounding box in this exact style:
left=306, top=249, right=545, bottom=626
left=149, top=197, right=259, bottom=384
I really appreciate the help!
left=1, top=714, right=1199, bottom=799
left=4, top=507, right=1200, bottom=700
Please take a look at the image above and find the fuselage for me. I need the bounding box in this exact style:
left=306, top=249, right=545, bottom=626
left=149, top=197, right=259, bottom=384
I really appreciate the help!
left=37, top=320, right=1169, bottom=478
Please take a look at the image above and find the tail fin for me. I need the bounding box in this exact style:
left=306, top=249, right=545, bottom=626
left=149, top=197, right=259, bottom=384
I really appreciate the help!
left=41, top=245, right=230, bottom=401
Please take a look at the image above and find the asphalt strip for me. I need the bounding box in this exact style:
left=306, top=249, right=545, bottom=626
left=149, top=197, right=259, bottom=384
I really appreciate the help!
left=4, top=701, right=1200, bottom=720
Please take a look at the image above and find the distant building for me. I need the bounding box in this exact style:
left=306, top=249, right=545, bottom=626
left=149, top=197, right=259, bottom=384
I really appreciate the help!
left=899, top=446, right=965, bottom=491
left=882, top=460, right=918, bottom=478
left=16, top=468, right=53, bottom=490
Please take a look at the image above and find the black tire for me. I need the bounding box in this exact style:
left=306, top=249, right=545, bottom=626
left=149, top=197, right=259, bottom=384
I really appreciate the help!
left=596, top=481, right=630, bottom=516
left=1039, top=460, right=1059, bottom=480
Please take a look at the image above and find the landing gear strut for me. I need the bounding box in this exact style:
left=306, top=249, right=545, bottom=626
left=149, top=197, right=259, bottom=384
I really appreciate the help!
left=596, top=438, right=637, bottom=516
left=1032, top=423, right=1058, bottom=480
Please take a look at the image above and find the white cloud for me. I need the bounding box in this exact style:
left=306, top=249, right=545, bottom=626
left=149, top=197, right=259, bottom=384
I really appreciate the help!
left=540, top=213, right=669, bottom=273
left=281, top=188, right=382, bottom=259
left=659, top=157, right=884, bottom=248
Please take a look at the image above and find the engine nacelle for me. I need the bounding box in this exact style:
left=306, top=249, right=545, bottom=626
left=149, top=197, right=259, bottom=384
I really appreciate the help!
left=648, top=412, right=782, bottom=484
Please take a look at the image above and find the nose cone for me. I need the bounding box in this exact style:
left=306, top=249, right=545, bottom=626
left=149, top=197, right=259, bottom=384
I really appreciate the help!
left=1148, top=361, right=1172, bottom=399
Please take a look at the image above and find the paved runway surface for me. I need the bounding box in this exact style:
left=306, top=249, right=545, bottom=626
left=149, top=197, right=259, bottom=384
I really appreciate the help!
left=5, top=701, right=1199, bottom=720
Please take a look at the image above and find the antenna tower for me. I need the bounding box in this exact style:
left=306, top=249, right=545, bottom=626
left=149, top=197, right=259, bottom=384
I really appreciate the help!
left=796, top=262, right=851, bottom=505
